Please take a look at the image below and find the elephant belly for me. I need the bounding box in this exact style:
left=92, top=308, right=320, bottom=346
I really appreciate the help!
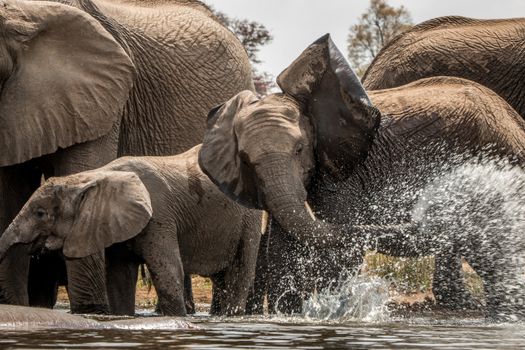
left=178, top=211, right=245, bottom=277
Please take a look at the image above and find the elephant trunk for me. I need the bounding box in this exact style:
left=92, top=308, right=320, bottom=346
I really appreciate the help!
left=253, top=154, right=428, bottom=257
left=0, top=204, right=41, bottom=263
left=354, top=223, right=427, bottom=257
left=254, top=157, right=341, bottom=250
left=0, top=221, right=22, bottom=264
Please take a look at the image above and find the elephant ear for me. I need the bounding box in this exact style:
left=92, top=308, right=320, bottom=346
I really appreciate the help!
left=277, top=34, right=381, bottom=179
left=60, top=171, right=152, bottom=258
left=0, top=1, right=134, bottom=167
left=199, top=90, right=262, bottom=209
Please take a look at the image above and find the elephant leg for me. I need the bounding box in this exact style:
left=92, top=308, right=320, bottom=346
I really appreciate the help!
left=246, top=231, right=270, bottom=315
left=267, top=225, right=304, bottom=314
left=433, top=250, right=477, bottom=310
left=28, top=252, right=65, bottom=308
left=210, top=271, right=225, bottom=315
left=0, top=163, right=42, bottom=305
left=211, top=222, right=260, bottom=316
left=105, top=244, right=139, bottom=316
left=66, top=252, right=109, bottom=314
left=137, top=226, right=186, bottom=316
left=153, top=274, right=193, bottom=315
left=183, top=275, right=196, bottom=315
left=0, top=245, right=31, bottom=306
left=473, top=251, right=525, bottom=320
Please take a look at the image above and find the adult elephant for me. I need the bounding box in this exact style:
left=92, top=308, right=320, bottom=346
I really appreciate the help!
left=359, top=15, right=525, bottom=310
left=0, top=0, right=252, bottom=314
left=198, top=35, right=525, bottom=316
left=363, top=16, right=525, bottom=119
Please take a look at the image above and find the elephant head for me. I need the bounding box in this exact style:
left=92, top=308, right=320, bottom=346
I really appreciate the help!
left=0, top=170, right=152, bottom=260
left=0, top=0, right=134, bottom=166
left=199, top=34, right=381, bottom=248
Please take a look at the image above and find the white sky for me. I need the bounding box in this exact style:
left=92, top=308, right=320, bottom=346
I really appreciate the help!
left=205, top=0, right=525, bottom=77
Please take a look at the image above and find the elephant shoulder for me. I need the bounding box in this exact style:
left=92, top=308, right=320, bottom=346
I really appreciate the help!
left=370, top=77, right=525, bottom=156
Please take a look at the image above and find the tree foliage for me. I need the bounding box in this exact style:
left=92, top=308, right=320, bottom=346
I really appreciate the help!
left=211, top=8, right=276, bottom=95
left=347, top=0, right=413, bottom=76
left=214, top=11, right=273, bottom=65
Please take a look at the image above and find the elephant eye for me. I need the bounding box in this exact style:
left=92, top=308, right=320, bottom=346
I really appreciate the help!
left=35, top=208, right=46, bottom=219
left=295, top=143, right=304, bottom=155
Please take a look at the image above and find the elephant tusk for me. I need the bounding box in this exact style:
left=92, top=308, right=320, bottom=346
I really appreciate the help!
left=261, top=211, right=269, bottom=234
left=304, top=202, right=316, bottom=222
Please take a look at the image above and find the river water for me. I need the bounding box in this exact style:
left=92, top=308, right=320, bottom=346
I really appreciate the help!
left=1, top=314, right=525, bottom=349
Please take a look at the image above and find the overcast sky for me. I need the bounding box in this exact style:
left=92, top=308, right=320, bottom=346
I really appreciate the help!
left=205, top=0, right=525, bottom=77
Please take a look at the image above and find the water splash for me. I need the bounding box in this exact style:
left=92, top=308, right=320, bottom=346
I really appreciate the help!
left=412, top=159, right=525, bottom=318
left=301, top=272, right=391, bottom=322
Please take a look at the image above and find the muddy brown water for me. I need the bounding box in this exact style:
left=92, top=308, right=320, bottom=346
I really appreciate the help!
left=1, top=313, right=524, bottom=349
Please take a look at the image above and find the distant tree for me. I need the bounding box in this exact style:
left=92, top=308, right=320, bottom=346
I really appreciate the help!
left=347, top=0, right=413, bottom=76
left=211, top=8, right=276, bottom=95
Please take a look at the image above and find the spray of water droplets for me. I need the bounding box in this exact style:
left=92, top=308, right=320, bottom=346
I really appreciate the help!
left=294, top=156, right=525, bottom=322
left=301, top=272, right=391, bottom=322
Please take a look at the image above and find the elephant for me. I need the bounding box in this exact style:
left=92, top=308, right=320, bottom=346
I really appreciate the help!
left=0, top=144, right=263, bottom=316
left=361, top=15, right=525, bottom=310
left=409, top=162, right=525, bottom=320
left=363, top=16, right=525, bottom=120
left=198, top=34, right=525, bottom=317
left=0, top=0, right=253, bottom=313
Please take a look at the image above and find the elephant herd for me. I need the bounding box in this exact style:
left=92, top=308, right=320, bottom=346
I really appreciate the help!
left=0, top=0, right=524, bottom=323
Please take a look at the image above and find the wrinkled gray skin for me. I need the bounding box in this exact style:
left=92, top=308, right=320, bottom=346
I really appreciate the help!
left=0, top=0, right=252, bottom=313
left=362, top=16, right=525, bottom=309
left=198, top=35, right=525, bottom=318
left=363, top=16, right=525, bottom=120
left=0, top=145, right=263, bottom=316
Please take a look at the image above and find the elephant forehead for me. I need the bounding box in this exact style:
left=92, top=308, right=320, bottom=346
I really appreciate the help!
left=243, top=94, right=300, bottom=121
left=237, top=109, right=304, bottom=147
left=237, top=95, right=302, bottom=134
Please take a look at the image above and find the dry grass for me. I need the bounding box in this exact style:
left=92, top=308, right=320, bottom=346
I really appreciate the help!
left=363, top=251, right=485, bottom=299
left=57, top=275, right=213, bottom=308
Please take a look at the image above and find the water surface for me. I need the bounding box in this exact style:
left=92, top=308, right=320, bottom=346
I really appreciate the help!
left=2, top=315, right=524, bottom=349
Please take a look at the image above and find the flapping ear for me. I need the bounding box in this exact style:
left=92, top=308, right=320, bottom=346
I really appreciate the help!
left=277, top=34, right=381, bottom=180
left=59, top=171, right=152, bottom=258
left=0, top=0, right=134, bottom=166
left=199, top=90, right=262, bottom=209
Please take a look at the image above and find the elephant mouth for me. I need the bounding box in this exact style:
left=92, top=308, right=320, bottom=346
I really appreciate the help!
left=28, top=234, right=48, bottom=256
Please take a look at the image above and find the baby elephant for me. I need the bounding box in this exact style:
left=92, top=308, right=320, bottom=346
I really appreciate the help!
left=0, top=145, right=263, bottom=316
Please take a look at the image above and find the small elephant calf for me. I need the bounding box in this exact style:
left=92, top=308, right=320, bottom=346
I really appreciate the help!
left=0, top=146, right=264, bottom=316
